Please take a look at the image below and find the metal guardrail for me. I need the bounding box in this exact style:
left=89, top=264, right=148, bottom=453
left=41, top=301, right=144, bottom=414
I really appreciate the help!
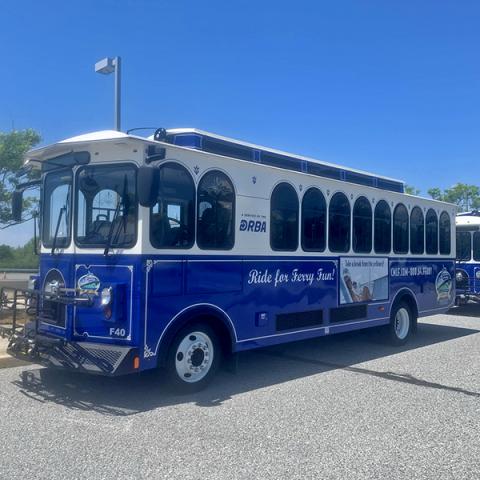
left=0, top=269, right=38, bottom=274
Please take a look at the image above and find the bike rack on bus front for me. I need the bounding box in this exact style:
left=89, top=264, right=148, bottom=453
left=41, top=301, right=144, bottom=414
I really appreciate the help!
left=0, top=286, right=94, bottom=357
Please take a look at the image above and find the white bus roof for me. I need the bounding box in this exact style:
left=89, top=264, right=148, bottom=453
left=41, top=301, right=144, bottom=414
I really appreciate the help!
left=27, top=128, right=408, bottom=194
left=457, top=212, right=480, bottom=227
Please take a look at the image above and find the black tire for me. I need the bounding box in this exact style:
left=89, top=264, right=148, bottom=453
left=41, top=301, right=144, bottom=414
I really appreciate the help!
left=385, top=301, right=415, bottom=346
left=166, top=323, right=221, bottom=393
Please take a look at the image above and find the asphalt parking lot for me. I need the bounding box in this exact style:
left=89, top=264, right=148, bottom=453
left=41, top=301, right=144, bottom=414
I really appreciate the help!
left=0, top=306, right=479, bottom=480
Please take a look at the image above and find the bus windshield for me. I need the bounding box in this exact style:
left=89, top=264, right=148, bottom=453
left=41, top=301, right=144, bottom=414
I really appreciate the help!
left=456, top=231, right=472, bottom=261
left=42, top=169, right=73, bottom=248
left=75, top=164, right=137, bottom=248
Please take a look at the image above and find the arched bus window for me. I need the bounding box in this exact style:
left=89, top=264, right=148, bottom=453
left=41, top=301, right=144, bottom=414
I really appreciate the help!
left=271, top=183, right=299, bottom=251
left=197, top=170, right=235, bottom=250
left=473, top=232, right=480, bottom=261
left=425, top=209, right=438, bottom=255
left=329, top=192, right=350, bottom=253
left=393, top=204, right=409, bottom=254
left=352, top=196, right=372, bottom=253
left=150, top=162, right=195, bottom=249
left=456, top=231, right=471, bottom=261
left=439, top=211, right=451, bottom=255
left=301, top=187, right=326, bottom=252
left=410, top=206, right=424, bottom=255
left=374, top=200, right=391, bottom=254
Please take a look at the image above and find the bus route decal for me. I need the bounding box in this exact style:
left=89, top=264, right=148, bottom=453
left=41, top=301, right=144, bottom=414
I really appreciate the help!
left=247, top=266, right=335, bottom=287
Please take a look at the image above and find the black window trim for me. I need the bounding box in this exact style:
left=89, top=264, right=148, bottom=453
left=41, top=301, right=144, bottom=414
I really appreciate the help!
left=352, top=195, right=373, bottom=254
left=373, top=199, right=391, bottom=255
left=301, top=186, right=327, bottom=252
left=425, top=208, right=439, bottom=256
left=393, top=203, right=409, bottom=255
left=41, top=167, right=74, bottom=249
left=328, top=190, right=351, bottom=254
left=149, top=161, right=196, bottom=250
left=409, top=205, right=425, bottom=255
left=197, top=168, right=236, bottom=251
left=439, top=210, right=452, bottom=256
left=270, top=181, right=299, bottom=252
left=74, top=161, right=139, bottom=250
left=473, top=231, right=480, bottom=262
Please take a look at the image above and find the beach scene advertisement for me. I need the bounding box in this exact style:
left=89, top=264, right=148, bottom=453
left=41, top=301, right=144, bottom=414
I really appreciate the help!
left=340, top=257, right=389, bottom=304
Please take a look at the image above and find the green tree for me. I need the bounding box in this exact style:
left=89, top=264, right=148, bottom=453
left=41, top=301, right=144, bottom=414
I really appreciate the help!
left=427, top=183, right=480, bottom=212
left=0, top=129, right=41, bottom=226
left=0, top=244, right=14, bottom=264
left=404, top=184, right=420, bottom=196
left=0, top=239, right=38, bottom=269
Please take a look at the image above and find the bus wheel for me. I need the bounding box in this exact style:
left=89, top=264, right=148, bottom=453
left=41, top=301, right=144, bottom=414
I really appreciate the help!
left=387, top=302, right=414, bottom=346
left=166, top=323, right=220, bottom=393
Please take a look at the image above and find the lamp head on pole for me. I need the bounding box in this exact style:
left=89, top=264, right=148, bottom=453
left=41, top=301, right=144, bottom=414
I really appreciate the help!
left=95, top=57, right=116, bottom=75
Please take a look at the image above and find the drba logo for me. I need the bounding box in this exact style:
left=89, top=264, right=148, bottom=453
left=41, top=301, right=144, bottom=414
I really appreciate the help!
left=240, top=219, right=267, bottom=233
left=435, top=267, right=452, bottom=302
left=77, top=273, right=101, bottom=294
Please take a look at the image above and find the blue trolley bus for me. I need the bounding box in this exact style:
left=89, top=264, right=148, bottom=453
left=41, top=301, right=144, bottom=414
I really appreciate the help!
left=455, top=211, right=480, bottom=303
left=1, top=128, right=456, bottom=391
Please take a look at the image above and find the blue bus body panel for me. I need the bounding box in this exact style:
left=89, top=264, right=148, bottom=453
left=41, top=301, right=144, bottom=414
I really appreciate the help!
left=37, top=254, right=454, bottom=372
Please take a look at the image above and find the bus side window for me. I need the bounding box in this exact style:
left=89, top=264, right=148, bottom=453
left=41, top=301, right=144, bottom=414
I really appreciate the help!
left=473, top=232, right=480, bottom=261
left=197, top=170, right=235, bottom=250
left=456, top=231, right=471, bottom=261
left=352, top=196, right=372, bottom=254
left=393, top=204, right=409, bottom=254
left=425, top=209, right=438, bottom=255
left=439, top=211, right=451, bottom=255
left=329, top=192, right=350, bottom=253
left=410, top=206, right=424, bottom=255
left=150, top=162, right=195, bottom=249
left=271, top=183, right=299, bottom=251
left=301, top=187, right=326, bottom=252
left=374, top=200, right=391, bottom=254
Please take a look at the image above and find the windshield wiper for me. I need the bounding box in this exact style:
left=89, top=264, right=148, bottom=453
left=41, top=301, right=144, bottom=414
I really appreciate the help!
left=103, top=202, right=122, bottom=256
left=104, top=175, right=130, bottom=256
left=51, top=206, right=66, bottom=255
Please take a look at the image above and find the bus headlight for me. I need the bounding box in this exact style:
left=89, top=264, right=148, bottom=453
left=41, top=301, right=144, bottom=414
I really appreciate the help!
left=101, top=287, right=113, bottom=307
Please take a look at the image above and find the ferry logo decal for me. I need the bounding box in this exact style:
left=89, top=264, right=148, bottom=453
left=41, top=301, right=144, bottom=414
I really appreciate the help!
left=435, top=267, right=452, bottom=302
left=77, top=273, right=101, bottom=294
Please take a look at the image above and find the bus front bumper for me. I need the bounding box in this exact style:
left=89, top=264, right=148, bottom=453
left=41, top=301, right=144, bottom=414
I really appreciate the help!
left=6, top=332, right=140, bottom=376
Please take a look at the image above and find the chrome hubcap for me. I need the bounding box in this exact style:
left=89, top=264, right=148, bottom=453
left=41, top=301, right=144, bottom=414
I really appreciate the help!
left=175, top=331, right=214, bottom=383
left=394, top=308, right=410, bottom=339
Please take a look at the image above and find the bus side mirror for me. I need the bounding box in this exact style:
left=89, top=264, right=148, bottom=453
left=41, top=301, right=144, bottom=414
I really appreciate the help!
left=137, top=166, right=159, bottom=207
left=11, top=190, right=23, bottom=222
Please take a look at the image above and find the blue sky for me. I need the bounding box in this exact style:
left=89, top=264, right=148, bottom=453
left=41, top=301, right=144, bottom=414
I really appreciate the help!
left=1, top=0, right=479, bottom=246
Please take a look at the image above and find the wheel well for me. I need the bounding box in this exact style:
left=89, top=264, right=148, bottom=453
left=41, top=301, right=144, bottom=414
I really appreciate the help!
left=156, top=310, right=235, bottom=367
left=392, top=290, right=418, bottom=324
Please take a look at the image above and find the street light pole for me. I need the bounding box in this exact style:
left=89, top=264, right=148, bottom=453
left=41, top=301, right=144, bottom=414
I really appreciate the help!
left=95, top=56, right=122, bottom=131
left=113, top=56, right=121, bottom=131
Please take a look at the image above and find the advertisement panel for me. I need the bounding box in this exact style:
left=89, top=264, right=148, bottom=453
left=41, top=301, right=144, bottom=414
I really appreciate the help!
left=340, top=257, right=389, bottom=304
